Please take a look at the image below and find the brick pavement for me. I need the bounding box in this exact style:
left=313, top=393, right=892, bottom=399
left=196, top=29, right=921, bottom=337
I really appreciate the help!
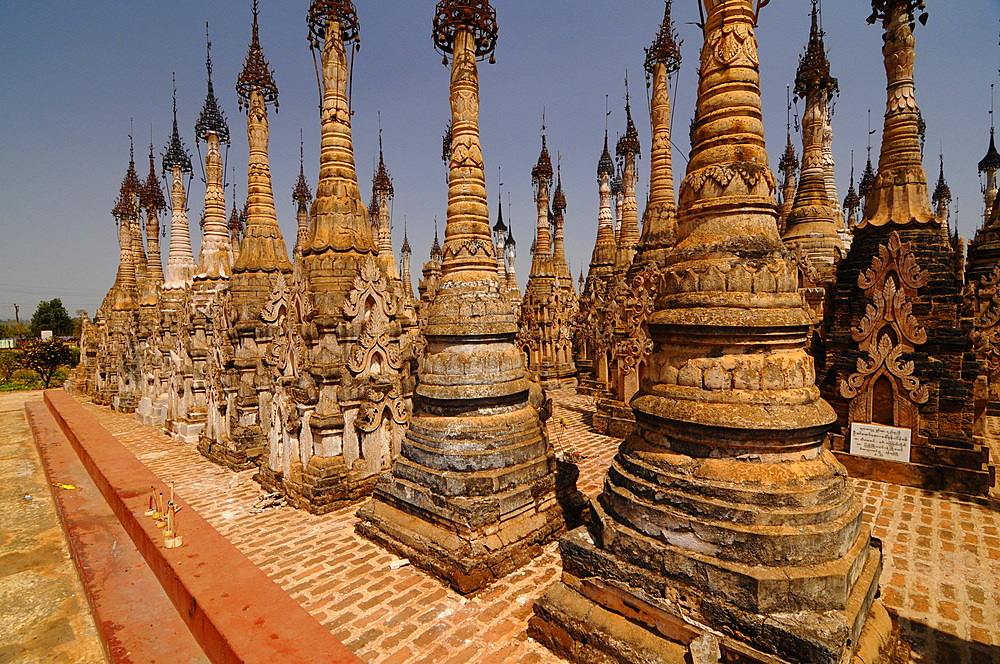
left=74, top=389, right=999, bottom=664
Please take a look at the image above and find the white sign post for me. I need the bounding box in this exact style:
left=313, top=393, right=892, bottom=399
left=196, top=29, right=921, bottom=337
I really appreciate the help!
left=849, top=422, right=912, bottom=463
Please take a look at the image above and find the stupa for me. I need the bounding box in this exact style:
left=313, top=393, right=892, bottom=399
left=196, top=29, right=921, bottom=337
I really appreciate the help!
left=823, top=0, right=993, bottom=496
left=358, top=0, right=581, bottom=594
left=531, top=2, right=906, bottom=662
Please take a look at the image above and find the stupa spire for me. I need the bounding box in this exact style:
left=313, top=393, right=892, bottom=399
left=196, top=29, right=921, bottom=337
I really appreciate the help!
left=859, top=0, right=937, bottom=228
left=979, top=86, right=1000, bottom=224
left=531, top=119, right=554, bottom=269
left=782, top=0, right=844, bottom=284
left=140, top=141, right=166, bottom=287
left=231, top=0, right=292, bottom=297
left=303, top=0, right=376, bottom=305
left=370, top=120, right=399, bottom=277
left=843, top=150, right=861, bottom=228
left=292, top=131, right=313, bottom=261
left=552, top=160, right=572, bottom=284
left=634, top=0, right=680, bottom=268
left=162, top=77, right=197, bottom=289
left=932, top=153, right=952, bottom=222
left=359, top=0, right=578, bottom=595
left=400, top=216, right=414, bottom=302
left=107, top=138, right=143, bottom=312
left=614, top=76, right=641, bottom=271
left=196, top=23, right=234, bottom=281
left=589, top=122, right=617, bottom=279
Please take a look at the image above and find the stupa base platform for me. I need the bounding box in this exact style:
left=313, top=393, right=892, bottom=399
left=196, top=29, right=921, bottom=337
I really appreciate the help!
left=167, top=417, right=205, bottom=444
left=541, top=375, right=579, bottom=391
left=577, top=378, right=610, bottom=398
left=831, top=434, right=994, bottom=497
left=592, top=396, right=636, bottom=438
left=357, top=471, right=582, bottom=595
left=530, top=526, right=908, bottom=664
left=257, top=458, right=382, bottom=515
left=136, top=396, right=168, bottom=426
left=196, top=427, right=261, bottom=471
left=111, top=394, right=138, bottom=413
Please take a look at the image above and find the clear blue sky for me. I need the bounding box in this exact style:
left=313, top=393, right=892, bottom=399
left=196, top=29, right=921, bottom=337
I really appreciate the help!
left=1, top=1, right=998, bottom=320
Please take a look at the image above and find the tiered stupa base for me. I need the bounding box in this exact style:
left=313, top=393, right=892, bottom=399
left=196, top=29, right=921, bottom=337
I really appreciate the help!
left=831, top=445, right=994, bottom=497
left=532, top=417, right=907, bottom=664
left=530, top=525, right=904, bottom=664
left=257, top=458, right=382, bottom=515
left=197, top=427, right=261, bottom=470
left=357, top=409, right=585, bottom=594
left=593, top=395, right=636, bottom=438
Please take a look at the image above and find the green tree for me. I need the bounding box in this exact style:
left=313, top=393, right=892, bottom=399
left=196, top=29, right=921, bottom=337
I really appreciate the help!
left=29, top=299, right=74, bottom=337
left=0, top=350, right=20, bottom=383
left=20, top=339, right=74, bottom=388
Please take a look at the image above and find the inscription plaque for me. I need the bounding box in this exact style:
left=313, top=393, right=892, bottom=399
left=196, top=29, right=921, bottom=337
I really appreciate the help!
left=849, top=422, right=912, bottom=463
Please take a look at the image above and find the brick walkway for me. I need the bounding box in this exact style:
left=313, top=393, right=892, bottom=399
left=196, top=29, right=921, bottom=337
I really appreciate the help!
left=75, top=390, right=999, bottom=664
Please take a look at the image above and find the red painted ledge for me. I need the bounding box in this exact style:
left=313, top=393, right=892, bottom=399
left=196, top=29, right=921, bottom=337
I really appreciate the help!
left=43, top=389, right=363, bottom=664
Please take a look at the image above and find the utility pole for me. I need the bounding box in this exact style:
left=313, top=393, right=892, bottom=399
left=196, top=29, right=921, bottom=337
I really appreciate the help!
left=13, top=303, right=20, bottom=338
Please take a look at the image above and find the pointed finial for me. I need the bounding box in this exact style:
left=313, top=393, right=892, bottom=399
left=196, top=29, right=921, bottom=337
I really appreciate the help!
left=533, top=114, right=554, bottom=186
left=617, top=74, right=641, bottom=158
left=195, top=24, right=230, bottom=143
left=644, top=0, right=681, bottom=76
left=236, top=0, right=279, bottom=112
left=163, top=74, right=193, bottom=174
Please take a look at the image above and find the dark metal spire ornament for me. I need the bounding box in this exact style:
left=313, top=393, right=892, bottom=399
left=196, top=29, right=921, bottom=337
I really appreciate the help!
left=372, top=122, right=394, bottom=200
left=430, top=217, right=442, bottom=261
left=843, top=150, right=861, bottom=221
left=307, top=0, right=361, bottom=50
left=432, top=0, right=498, bottom=63
left=552, top=162, right=567, bottom=214
left=441, top=120, right=452, bottom=165
left=292, top=131, right=313, bottom=209
left=644, top=0, right=681, bottom=77
left=616, top=77, right=641, bottom=159
left=113, top=136, right=142, bottom=220
left=141, top=142, right=167, bottom=211
left=597, top=129, right=615, bottom=180
left=531, top=117, right=553, bottom=188
left=794, top=0, right=838, bottom=102
left=867, top=0, right=928, bottom=26
left=401, top=216, right=411, bottom=254
left=163, top=75, right=193, bottom=174
left=195, top=26, right=231, bottom=144
left=236, top=0, right=279, bottom=113
left=932, top=154, right=952, bottom=210
left=979, top=129, right=1000, bottom=173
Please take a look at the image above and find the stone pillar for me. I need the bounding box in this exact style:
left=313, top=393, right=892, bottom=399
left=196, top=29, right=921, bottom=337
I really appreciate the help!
left=357, top=1, right=582, bottom=594
left=531, top=2, right=905, bottom=663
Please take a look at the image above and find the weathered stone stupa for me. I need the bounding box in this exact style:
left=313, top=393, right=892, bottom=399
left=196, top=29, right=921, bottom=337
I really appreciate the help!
left=575, top=128, right=619, bottom=396
left=782, top=0, right=844, bottom=313
left=593, top=0, right=680, bottom=437
left=199, top=0, right=293, bottom=469
left=531, top=2, right=905, bottom=662
left=254, top=0, right=415, bottom=514
left=823, top=0, right=993, bottom=496
left=519, top=131, right=578, bottom=388
left=358, top=0, right=581, bottom=594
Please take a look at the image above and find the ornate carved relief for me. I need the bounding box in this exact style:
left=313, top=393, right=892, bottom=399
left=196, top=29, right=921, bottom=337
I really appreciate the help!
left=840, top=231, right=929, bottom=426
left=343, top=256, right=402, bottom=378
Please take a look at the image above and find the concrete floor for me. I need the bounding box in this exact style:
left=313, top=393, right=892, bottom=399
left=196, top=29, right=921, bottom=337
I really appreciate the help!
left=0, top=391, right=105, bottom=664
